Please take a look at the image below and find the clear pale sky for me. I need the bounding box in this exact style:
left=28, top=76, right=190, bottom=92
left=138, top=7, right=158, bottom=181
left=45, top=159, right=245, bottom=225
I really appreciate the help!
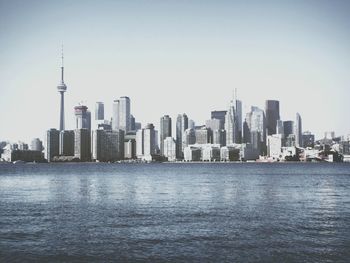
left=1, top=0, right=350, bottom=143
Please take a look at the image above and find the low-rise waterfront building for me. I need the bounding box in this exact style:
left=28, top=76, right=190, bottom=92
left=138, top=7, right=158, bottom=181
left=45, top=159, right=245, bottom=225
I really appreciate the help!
left=220, top=146, right=240, bottom=161
left=201, top=144, right=221, bottom=161
left=184, top=146, right=201, bottom=161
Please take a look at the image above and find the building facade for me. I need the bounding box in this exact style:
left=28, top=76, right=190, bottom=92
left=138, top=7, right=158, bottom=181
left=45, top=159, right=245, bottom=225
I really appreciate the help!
left=74, top=105, right=91, bottom=131
left=74, top=128, right=91, bottom=162
left=265, top=100, right=280, bottom=136
left=176, top=113, right=188, bottom=159
left=92, top=129, right=124, bottom=162
left=95, top=102, right=104, bottom=121
left=59, top=130, right=75, bottom=156
left=45, top=128, right=60, bottom=162
left=160, top=115, right=172, bottom=156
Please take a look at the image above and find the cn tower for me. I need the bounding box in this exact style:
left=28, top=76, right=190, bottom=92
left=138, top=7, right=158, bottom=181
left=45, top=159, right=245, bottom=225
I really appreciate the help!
left=57, top=47, right=67, bottom=131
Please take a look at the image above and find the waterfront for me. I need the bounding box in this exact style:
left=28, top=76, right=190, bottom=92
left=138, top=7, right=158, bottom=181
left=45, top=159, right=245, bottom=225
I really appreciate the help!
left=0, top=163, right=350, bottom=262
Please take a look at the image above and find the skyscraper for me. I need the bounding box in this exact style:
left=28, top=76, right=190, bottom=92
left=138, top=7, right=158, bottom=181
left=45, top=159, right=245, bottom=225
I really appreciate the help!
left=225, top=101, right=236, bottom=145
left=211, top=110, right=226, bottom=130
left=95, top=102, right=104, bottom=121
left=144, top=123, right=156, bottom=158
left=176, top=113, right=188, bottom=159
left=249, top=106, right=267, bottom=155
left=112, top=97, right=131, bottom=132
left=45, top=128, right=60, bottom=162
left=57, top=48, right=67, bottom=131
left=74, top=129, right=91, bottom=162
left=183, top=128, right=196, bottom=148
left=59, top=130, right=74, bottom=156
left=195, top=127, right=211, bottom=144
left=265, top=100, right=280, bottom=135
left=130, top=114, right=136, bottom=131
left=136, top=124, right=156, bottom=161
left=160, top=115, right=172, bottom=156
left=92, top=129, right=124, bottom=162
left=74, top=105, right=91, bottom=131
left=295, top=113, right=302, bottom=147
left=163, top=137, right=176, bottom=161
left=283, top=121, right=294, bottom=137
left=276, top=120, right=284, bottom=136
left=112, top=99, right=120, bottom=130
left=119, top=96, right=131, bottom=132
left=235, top=99, right=242, bottom=143
left=283, top=120, right=295, bottom=147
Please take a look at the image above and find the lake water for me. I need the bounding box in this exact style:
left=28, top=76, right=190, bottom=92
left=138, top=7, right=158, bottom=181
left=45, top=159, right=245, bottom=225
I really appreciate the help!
left=0, top=162, right=350, bottom=262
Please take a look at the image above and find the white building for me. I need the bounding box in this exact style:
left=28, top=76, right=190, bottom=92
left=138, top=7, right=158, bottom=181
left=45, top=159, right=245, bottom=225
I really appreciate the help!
left=163, top=137, right=176, bottom=161
left=136, top=123, right=156, bottom=161
left=201, top=144, right=221, bottom=161
left=112, top=97, right=131, bottom=132
left=267, top=134, right=282, bottom=160
left=295, top=113, right=302, bottom=147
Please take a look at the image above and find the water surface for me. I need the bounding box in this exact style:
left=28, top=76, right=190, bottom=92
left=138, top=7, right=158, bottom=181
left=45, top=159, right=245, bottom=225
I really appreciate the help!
left=0, top=163, right=350, bottom=262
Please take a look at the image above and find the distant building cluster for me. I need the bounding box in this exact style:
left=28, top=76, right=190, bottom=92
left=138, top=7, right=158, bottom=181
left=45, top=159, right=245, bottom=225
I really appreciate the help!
left=1, top=58, right=350, bottom=163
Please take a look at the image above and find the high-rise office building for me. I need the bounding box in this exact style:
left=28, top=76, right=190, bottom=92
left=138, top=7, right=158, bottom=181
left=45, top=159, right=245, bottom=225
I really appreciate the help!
left=130, top=115, right=136, bottom=131
left=195, top=127, right=211, bottom=144
left=295, top=113, right=302, bottom=147
left=205, top=119, right=221, bottom=131
left=183, top=128, right=196, bottom=148
left=188, top=119, right=195, bottom=129
left=92, top=129, right=124, bottom=162
left=176, top=113, right=188, bottom=159
left=225, top=101, right=236, bottom=145
left=112, top=96, right=131, bottom=132
left=160, top=115, right=172, bottom=156
left=163, top=137, right=176, bottom=161
left=74, top=129, right=91, bottom=162
left=59, top=130, right=74, bottom=156
left=276, top=120, right=284, bottom=136
left=95, top=102, right=104, bottom=121
left=243, top=118, right=251, bottom=143
left=30, top=138, right=43, bottom=152
left=74, top=105, right=91, bottom=131
left=119, top=96, right=131, bottom=132
left=135, top=122, right=142, bottom=131
left=235, top=99, right=242, bottom=143
left=112, top=99, right=120, bottom=130
left=136, top=129, right=144, bottom=158
left=57, top=48, right=67, bottom=131
left=249, top=106, right=267, bottom=155
left=136, top=124, right=156, bottom=160
left=144, top=123, right=156, bottom=158
left=283, top=121, right=294, bottom=137
left=213, top=129, right=226, bottom=146
left=211, top=110, right=226, bottom=130
left=45, top=129, right=60, bottom=162
left=265, top=100, right=280, bottom=135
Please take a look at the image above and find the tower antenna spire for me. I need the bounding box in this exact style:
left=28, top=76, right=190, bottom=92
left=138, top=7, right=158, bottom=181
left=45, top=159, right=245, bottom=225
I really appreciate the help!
left=57, top=44, right=67, bottom=131
left=61, top=44, right=64, bottom=82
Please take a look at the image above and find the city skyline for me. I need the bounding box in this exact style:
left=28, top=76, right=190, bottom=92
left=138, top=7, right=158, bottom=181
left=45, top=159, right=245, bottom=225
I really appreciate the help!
left=1, top=0, right=350, bottom=143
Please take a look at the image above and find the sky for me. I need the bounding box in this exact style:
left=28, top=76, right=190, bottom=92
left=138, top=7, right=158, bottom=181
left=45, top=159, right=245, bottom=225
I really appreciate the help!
left=1, top=0, right=350, bottom=143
